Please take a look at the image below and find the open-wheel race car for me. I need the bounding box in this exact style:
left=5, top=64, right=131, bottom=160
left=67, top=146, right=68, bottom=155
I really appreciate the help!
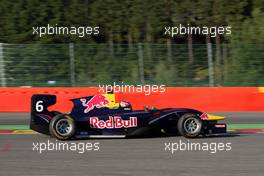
left=30, top=93, right=226, bottom=140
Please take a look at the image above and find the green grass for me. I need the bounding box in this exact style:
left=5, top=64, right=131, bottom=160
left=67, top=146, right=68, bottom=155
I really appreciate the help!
left=227, top=124, right=264, bottom=130
left=0, top=125, right=29, bottom=130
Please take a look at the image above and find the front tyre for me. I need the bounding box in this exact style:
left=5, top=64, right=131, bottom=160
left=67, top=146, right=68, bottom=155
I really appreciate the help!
left=49, top=114, right=75, bottom=140
left=177, top=113, right=202, bottom=138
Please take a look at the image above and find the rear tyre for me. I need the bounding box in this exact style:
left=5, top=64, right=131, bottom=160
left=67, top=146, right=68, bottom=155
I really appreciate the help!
left=177, top=113, right=202, bottom=138
left=49, top=114, right=75, bottom=140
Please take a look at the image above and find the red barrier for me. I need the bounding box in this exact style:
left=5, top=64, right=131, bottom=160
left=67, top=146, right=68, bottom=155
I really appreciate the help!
left=0, top=87, right=264, bottom=112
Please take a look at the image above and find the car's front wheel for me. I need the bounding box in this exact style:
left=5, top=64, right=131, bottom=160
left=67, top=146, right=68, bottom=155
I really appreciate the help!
left=177, top=113, right=202, bottom=138
left=49, top=114, right=75, bottom=140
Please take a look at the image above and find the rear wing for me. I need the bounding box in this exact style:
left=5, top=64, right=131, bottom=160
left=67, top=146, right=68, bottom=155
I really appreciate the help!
left=30, top=94, right=57, bottom=135
left=31, top=94, right=56, bottom=114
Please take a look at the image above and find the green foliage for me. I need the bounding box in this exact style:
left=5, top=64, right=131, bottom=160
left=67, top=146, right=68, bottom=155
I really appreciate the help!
left=0, top=0, right=259, bottom=44
left=0, top=0, right=263, bottom=87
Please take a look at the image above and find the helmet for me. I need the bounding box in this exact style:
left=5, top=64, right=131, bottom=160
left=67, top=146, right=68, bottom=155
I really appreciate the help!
left=120, top=101, right=131, bottom=109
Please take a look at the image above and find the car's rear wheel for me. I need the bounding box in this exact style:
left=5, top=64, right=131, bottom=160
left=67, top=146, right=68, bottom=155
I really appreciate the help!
left=49, top=114, right=75, bottom=140
left=177, top=113, right=202, bottom=138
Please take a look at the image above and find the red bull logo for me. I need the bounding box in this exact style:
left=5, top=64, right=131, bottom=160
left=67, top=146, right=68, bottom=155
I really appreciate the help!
left=200, top=113, right=208, bottom=120
left=90, top=116, right=137, bottom=129
left=80, top=94, right=110, bottom=113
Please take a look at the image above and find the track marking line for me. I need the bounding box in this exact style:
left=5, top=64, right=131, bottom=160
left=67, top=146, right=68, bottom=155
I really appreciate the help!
left=0, top=129, right=36, bottom=134
left=13, top=130, right=37, bottom=134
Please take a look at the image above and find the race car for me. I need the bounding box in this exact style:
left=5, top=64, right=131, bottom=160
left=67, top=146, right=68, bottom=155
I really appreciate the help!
left=30, top=93, right=226, bottom=140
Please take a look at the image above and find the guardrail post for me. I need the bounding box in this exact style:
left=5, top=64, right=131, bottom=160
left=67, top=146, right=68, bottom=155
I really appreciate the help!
left=69, top=43, right=76, bottom=86
left=137, top=43, right=145, bottom=84
left=207, top=42, right=214, bottom=86
left=0, top=43, right=6, bottom=87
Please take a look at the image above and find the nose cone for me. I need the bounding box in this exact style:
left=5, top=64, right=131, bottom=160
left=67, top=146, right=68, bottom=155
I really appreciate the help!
left=207, top=114, right=225, bottom=121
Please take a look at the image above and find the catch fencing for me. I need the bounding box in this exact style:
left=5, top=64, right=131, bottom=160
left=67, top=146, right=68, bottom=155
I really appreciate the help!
left=0, top=43, right=263, bottom=87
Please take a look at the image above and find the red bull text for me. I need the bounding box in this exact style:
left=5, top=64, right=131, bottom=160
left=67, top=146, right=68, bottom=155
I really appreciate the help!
left=90, top=116, right=137, bottom=129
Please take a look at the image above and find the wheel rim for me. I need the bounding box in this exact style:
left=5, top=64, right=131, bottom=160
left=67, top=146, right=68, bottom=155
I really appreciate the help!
left=183, top=117, right=201, bottom=134
left=55, top=119, right=72, bottom=136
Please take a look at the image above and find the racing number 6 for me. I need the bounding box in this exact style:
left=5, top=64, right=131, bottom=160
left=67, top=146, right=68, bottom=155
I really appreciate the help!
left=36, top=100, right=44, bottom=112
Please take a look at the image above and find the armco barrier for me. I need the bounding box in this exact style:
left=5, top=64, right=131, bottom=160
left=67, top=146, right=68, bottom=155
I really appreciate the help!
left=0, top=87, right=264, bottom=112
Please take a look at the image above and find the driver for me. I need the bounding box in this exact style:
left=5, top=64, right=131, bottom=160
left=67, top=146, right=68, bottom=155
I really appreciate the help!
left=120, top=101, right=132, bottom=110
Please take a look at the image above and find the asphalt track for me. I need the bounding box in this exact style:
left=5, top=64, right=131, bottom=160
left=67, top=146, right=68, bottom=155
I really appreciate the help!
left=1, top=112, right=264, bottom=176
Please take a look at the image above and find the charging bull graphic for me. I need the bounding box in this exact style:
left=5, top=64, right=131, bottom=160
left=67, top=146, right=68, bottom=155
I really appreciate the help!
left=80, top=94, right=110, bottom=113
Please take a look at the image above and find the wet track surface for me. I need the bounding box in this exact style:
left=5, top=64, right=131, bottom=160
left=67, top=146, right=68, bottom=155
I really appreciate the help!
left=1, top=113, right=264, bottom=176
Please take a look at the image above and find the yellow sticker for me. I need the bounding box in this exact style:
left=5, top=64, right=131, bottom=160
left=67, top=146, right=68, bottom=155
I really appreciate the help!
left=259, top=87, right=264, bottom=93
